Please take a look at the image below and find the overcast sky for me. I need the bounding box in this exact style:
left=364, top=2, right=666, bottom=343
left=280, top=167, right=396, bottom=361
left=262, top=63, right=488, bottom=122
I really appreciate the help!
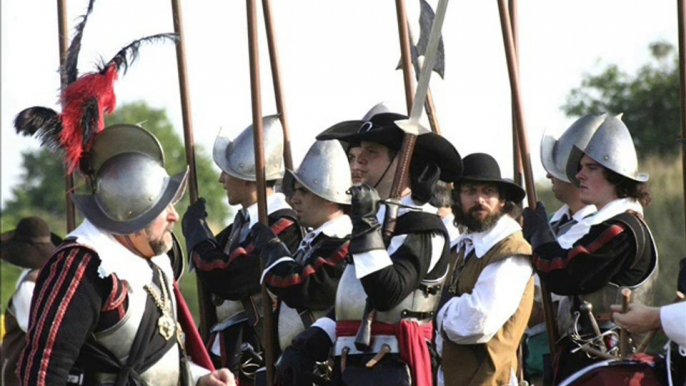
left=1, top=0, right=679, bottom=209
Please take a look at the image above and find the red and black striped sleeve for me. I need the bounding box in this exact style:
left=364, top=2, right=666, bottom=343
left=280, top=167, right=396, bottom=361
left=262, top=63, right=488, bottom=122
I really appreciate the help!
left=264, top=236, right=349, bottom=311
left=17, top=246, right=113, bottom=386
left=193, top=215, right=302, bottom=300
left=533, top=220, right=642, bottom=295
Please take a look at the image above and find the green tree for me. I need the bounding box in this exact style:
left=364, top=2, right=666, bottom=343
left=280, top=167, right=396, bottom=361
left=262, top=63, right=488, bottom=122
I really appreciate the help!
left=563, top=41, right=680, bottom=158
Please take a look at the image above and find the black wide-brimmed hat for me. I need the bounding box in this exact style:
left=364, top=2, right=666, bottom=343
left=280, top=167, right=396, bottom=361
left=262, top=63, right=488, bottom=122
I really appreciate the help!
left=317, top=112, right=463, bottom=182
left=1, top=217, right=62, bottom=269
left=317, top=120, right=366, bottom=151
left=456, top=153, right=526, bottom=203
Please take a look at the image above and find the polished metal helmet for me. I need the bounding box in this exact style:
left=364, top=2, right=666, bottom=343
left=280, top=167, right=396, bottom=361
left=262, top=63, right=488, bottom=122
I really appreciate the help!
left=566, top=114, right=649, bottom=186
left=282, top=140, right=352, bottom=205
left=71, top=124, right=188, bottom=235
left=362, top=102, right=391, bottom=121
left=540, top=113, right=606, bottom=182
left=213, top=115, right=285, bottom=181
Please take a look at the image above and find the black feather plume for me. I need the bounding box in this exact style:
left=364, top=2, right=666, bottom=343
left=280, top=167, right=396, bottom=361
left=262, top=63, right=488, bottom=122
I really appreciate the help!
left=80, top=98, right=100, bottom=156
left=99, top=33, right=179, bottom=75
left=14, top=107, right=63, bottom=151
left=62, top=0, right=97, bottom=85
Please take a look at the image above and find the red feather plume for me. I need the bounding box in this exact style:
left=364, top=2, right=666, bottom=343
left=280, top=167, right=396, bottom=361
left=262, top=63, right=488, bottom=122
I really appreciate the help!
left=59, top=64, right=118, bottom=172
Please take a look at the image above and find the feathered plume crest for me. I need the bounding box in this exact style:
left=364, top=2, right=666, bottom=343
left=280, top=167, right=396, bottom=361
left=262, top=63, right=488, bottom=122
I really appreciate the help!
left=14, top=0, right=178, bottom=173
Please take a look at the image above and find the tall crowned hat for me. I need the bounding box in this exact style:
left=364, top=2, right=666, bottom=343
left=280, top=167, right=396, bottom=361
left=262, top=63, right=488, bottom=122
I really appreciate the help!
left=1, top=217, right=63, bottom=269
left=14, top=0, right=178, bottom=174
left=456, top=153, right=526, bottom=203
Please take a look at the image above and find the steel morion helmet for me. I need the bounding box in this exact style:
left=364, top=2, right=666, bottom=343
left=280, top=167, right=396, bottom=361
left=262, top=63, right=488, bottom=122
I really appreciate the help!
left=71, top=124, right=189, bottom=235
left=540, top=113, right=606, bottom=182
left=282, top=140, right=352, bottom=205
left=566, top=114, right=649, bottom=186
left=213, top=115, right=285, bottom=181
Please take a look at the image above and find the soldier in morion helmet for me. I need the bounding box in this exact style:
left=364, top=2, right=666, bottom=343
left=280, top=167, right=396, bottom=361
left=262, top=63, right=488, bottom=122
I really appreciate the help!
left=18, top=125, right=234, bottom=386
left=181, top=116, right=303, bottom=382
left=524, top=114, right=658, bottom=384
left=251, top=139, right=353, bottom=353
left=274, top=112, right=462, bottom=386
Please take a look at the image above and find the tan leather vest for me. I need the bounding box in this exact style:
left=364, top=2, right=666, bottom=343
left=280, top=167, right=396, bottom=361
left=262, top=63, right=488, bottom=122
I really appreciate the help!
left=441, top=232, right=534, bottom=386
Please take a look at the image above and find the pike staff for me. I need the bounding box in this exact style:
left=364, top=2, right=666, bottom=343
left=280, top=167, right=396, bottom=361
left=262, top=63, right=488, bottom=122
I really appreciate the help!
left=262, top=0, right=294, bottom=170
left=678, top=0, right=686, bottom=244
left=57, top=0, right=77, bottom=232
left=172, top=0, right=217, bottom=360
left=509, top=0, right=524, bottom=188
left=246, top=0, right=277, bottom=382
left=496, top=0, right=560, bottom=355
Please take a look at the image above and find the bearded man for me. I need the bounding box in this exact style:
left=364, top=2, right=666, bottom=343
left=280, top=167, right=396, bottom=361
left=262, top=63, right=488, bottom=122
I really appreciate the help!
left=437, top=153, right=534, bottom=386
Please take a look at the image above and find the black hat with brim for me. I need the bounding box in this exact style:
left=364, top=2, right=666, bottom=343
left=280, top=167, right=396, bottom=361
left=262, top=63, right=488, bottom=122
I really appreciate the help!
left=456, top=153, right=526, bottom=203
left=317, top=112, right=462, bottom=182
left=316, top=120, right=366, bottom=151
left=1, top=217, right=63, bottom=269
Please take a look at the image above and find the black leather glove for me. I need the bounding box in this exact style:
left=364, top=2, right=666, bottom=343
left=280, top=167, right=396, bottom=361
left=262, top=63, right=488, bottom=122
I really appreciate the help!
left=348, top=184, right=385, bottom=255
left=411, top=162, right=441, bottom=205
left=677, top=257, right=686, bottom=294
left=249, top=222, right=291, bottom=266
left=522, top=202, right=557, bottom=249
left=275, top=326, right=332, bottom=386
left=181, top=198, right=217, bottom=254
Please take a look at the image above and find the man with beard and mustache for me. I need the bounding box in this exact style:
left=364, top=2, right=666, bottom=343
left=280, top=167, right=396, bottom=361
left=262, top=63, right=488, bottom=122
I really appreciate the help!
left=18, top=125, right=234, bottom=386
left=436, top=153, right=534, bottom=386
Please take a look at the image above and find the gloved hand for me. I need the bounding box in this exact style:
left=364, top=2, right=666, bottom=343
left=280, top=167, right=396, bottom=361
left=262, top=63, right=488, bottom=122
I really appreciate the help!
left=249, top=222, right=291, bottom=267
left=275, top=326, right=332, bottom=386
left=348, top=184, right=385, bottom=254
left=181, top=198, right=217, bottom=254
left=411, top=162, right=441, bottom=205
left=522, top=202, right=557, bottom=249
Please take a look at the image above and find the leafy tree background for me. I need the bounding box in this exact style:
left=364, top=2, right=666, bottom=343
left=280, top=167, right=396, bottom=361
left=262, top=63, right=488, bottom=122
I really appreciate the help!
left=1, top=101, right=232, bottom=319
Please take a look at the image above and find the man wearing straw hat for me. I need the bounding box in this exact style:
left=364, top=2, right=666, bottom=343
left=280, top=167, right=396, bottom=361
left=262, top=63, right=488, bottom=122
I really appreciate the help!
left=18, top=124, right=234, bottom=386
left=1, top=217, right=62, bottom=386
left=437, top=152, right=534, bottom=386
left=524, top=114, right=658, bottom=383
left=182, top=116, right=303, bottom=382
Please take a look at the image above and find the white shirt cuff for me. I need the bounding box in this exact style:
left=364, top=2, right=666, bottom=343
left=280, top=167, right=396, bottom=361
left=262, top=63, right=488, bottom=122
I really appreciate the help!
left=312, top=317, right=336, bottom=343
left=352, top=249, right=393, bottom=279
left=661, top=302, right=686, bottom=348
left=190, top=360, right=211, bottom=385
left=260, top=256, right=294, bottom=283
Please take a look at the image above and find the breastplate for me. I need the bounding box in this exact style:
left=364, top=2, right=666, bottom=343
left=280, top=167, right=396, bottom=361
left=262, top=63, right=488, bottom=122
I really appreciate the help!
left=93, top=282, right=180, bottom=386
left=335, top=264, right=446, bottom=325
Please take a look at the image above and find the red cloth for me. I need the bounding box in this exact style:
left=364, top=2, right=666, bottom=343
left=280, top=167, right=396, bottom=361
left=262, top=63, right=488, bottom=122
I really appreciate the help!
left=336, top=320, right=434, bottom=386
left=174, top=282, right=216, bottom=372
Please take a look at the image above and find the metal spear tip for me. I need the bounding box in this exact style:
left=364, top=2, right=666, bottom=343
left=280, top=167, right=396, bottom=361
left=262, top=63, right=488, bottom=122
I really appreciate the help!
left=394, top=119, right=431, bottom=136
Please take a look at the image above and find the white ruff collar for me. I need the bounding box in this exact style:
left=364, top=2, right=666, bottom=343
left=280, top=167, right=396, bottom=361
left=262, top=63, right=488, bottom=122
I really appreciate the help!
left=68, top=220, right=174, bottom=290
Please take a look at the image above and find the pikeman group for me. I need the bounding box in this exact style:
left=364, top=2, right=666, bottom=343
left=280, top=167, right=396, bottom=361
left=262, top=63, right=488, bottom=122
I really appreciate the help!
left=4, top=1, right=686, bottom=386
left=8, top=100, right=686, bottom=386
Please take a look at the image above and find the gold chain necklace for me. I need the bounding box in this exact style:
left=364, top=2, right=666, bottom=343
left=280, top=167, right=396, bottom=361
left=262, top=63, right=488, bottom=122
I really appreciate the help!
left=144, top=265, right=178, bottom=341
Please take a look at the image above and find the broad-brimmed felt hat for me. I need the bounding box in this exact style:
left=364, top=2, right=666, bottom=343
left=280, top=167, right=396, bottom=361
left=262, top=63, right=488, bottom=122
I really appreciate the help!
left=317, top=112, right=462, bottom=182
left=317, top=120, right=365, bottom=151
left=1, top=217, right=62, bottom=269
left=456, top=153, right=526, bottom=203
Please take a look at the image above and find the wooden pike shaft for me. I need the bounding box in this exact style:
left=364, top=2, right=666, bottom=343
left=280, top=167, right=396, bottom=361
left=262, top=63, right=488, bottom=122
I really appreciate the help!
left=396, top=0, right=415, bottom=114
left=262, top=0, right=293, bottom=170
left=170, top=0, right=216, bottom=341
left=678, top=0, right=686, bottom=244
left=619, top=287, right=632, bottom=359
left=57, top=0, right=76, bottom=232
left=247, top=0, right=275, bottom=382
left=497, top=1, right=561, bottom=358
left=509, top=0, right=523, bottom=188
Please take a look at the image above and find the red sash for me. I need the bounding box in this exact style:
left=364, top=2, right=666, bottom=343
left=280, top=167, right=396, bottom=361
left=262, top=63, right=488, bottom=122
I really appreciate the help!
left=174, top=282, right=216, bottom=371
